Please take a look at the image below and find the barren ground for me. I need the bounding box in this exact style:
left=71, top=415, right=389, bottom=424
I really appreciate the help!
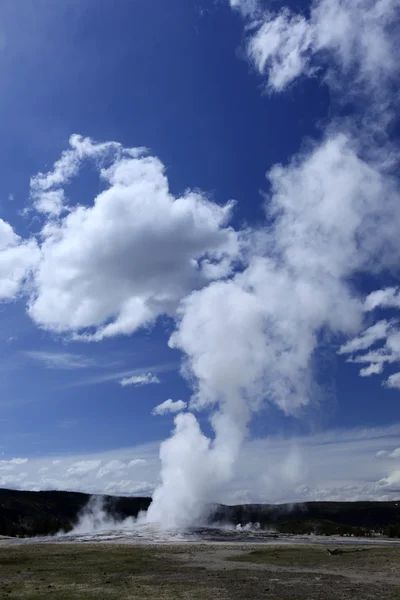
left=0, top=541, right=399, bottom=599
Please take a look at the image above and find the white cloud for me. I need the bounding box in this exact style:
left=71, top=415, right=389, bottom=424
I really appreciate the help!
left=226, top=0, right=400, bottom=416
left=1, top=425, right=400, bottom=502
left=359, top=363, right=383, bottom=377
left=128, top=459, right=146, bottom=467
left=152, top=399, right=187, bottom=416
left=7, top=443, right=158, bottom=497
left=104, top=480, right=154, bottom=496
left=33, top=190, right=66, bottom=217
left=339, top=319, right=400, bottom=384
left=377, top=447, right=400, bottom=459
left=148, top=121, right=400, bottom=526
left=248, top=10, right=315, bottom=92
left=0, top=473, right=28, bottom=487
left=0, top=219, right=39, bottom=300
left=348, top=346, right=399, bottom=369
left=23, top=351, right=96, bottom=370
left=120, top=372, right=160, bottom=387
left=0, top=0, right=398, bottom=524
left=27, top=135, right=239, bottom=340
left=0, top=458, right=27, bottom=473
left=170, top=133, right=400, bottom=418
left=311, top=0, right=399, bottom=92
left=96, top=460, right=127, bottom=479
left=29, top=134, right=130, bottom=216
left=66, top=460, right=101, bottom=478
left=385, top=372, right=400, bottom=390
left=0, top=458, right=28, bottom=468
left=376, top=450, right=388, bottom=458
left=237, top=0, right=399, bottom=97
left=338, top=321, right=391, bottom=355
left=365, top=287, right=400, bottom=311
left=67, top=363, right=176, bottom=388
left=378, top=470, right=400, bottom=492
left=229, top=0, right=260, bottom=18
left=0, top=465, right=13, bottom=472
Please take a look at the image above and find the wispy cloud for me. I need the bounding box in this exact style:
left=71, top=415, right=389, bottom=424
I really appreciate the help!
left=67, top=363, right=177, bottom=388
left=120, top=372, right=160, bottom=387
left=59, top=419, right=80, bottom=430
left=339, top=299, right=400, bottom=385
left=24, top=351, right=97, bottom=370
left=23, top=351, right=176, bottom=389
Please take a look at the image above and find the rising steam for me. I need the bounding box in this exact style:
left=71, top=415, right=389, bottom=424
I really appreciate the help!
left=0, top=0, right=398, bottom=533
left=70, top=496, right=137, bottom=536
left=145, top=0, right=400, bottom=529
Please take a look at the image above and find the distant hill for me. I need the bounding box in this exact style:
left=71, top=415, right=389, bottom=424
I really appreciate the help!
left=212, top=500, right=400, bottom=537
left=0, top=488, right=150, bottom=537
left=0, top=488, right=399, bottom=538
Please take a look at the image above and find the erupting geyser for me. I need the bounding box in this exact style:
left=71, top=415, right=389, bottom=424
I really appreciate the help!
left=144, top=0, right=400, bottom=530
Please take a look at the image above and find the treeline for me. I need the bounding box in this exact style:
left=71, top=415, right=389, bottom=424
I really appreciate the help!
left=0, top=489, right=151, bottom=538
left=0, top=517, right=71, bottom=538
left=0, top=489, right=399, bottom=538
left=274, top=520, right=400, bottom=538
left=211, top=500, right=400, bottom=538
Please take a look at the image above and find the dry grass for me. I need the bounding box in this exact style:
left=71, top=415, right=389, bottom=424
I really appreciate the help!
left=229, top=544, right=400, bottom=573
left=0, top=542, right=399, bottom=599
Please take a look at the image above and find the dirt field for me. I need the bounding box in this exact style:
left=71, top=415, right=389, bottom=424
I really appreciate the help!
left=0, top=541, right=399, bottom=599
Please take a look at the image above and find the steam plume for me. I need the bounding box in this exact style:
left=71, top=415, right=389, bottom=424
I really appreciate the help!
left=145, top=0, right=400, bottom=528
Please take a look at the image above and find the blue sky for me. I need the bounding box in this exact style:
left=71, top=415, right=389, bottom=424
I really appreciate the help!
left=0, top=0, right=399, bottom=506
